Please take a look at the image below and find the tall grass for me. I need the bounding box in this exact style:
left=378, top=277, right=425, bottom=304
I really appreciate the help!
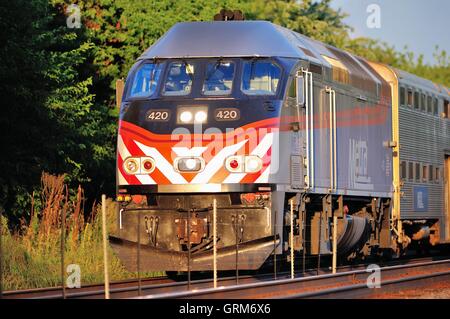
left=1, top=172, right=163, bottom=291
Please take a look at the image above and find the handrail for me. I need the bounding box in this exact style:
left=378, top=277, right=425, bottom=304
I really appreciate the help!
left=327, top=87, right=333, bottom=191
left=332, top=89, right=337, bottom=190
left=309, top=70, right=314, bottom=189
left=302, top=68, right=310, bottom=189
left=301, top=68, right=314, bottom=190
left=326, top=87, right=337, bottom=192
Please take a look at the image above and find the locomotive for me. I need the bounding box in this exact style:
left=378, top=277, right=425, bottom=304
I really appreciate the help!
left=109, top=20, right=450, bottom=272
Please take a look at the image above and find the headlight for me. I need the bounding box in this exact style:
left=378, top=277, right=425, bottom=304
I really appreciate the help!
left=194, top=110, right=207, bottom=123
left=175, top=157, right=204, bottom=172
left=245, top=156, right=263, bottom=173
left=123, top=157, right=139, bottom=174
left=177, top=107, right=208, bottom=124
left=179, top=111, right=193, bottom=123
left=225, top=155, right=263, bottom=173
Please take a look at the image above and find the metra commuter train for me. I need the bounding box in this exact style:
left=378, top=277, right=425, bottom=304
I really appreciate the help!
left=109, top=20, right=450, bottom=272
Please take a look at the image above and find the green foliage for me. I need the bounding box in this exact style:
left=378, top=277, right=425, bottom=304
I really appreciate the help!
left=0, top=0, right=116, bottom=223
left=345, top=38, right=450, bottom=86
left=1, top=195, right=159, bottom=290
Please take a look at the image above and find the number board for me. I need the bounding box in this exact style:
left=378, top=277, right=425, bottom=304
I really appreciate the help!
left=146, top=109, right=170, bottom=122
left=214, top=108, right=240, bottom=121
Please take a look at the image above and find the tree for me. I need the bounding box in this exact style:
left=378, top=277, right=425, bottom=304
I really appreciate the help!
left=0, top=0, right=115, bottom=224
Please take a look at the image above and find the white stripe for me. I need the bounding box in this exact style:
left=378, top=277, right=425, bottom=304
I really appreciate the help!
left=134, top=141, right=188, bottom=184
left=118, top=135, right=132, bottom=159
left=255, top=164, right=271, bottom=183
left=136, top=174, right=156, bottom=185
left=251, top=133, right=273, bottom=157
left=117, top=135, right=130, bottom=185
left=191, top=139, right=248, bottom=184
left=172, top=147, right=207, bottom=157
left=222, top=172, right=246, bottom=184
left=223, top=133, right=273, bottom=184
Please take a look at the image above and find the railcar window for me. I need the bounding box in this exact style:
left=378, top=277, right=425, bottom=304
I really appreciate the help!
left=433, top=98, right=438, bottom=115
left=130, top=63, right=163, bottom=98
left=163, top=62, right=194, bottom=96
left=413, top=91, right=419, bottom=109
left=415, top=163, right=421, bottom=182
left=445, top=100, right=450, bottom=119
left=202, top=61, right=235, bottom=96
left=242, top=61, right=281, bottom=95
left=407, top=89, right=413, bottom=107
left=421, top=93, right=426, bottom=111
left=400, top=161, right=407, bottom=180
left=427, top=95, right=432, bottom=113
left=400, top=87, right=405, bottom=105
left=408, top=162, right=414, bottom=181
left=422, top=165, right=428, bottom=182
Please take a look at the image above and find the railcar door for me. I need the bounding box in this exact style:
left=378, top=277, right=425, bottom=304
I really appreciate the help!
left=292, top=68, right=316, bottom=190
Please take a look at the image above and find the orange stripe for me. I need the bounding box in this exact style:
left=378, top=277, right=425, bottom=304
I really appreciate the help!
left=119, top=117, right=279, bottom=142
left=209, top=167, right=231, bottom=184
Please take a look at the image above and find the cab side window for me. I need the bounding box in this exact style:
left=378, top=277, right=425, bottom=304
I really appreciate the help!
left=129, top=62, right=163, bottom=98
left=241, top=61, right=281, bottom=95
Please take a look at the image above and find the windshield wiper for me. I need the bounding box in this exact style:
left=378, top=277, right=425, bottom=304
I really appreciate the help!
left=181, top=59, right=194, bottom=83
left=205, top=58, right=223, bottom=80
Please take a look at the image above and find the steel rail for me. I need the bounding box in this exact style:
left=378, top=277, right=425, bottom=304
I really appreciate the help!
left=2, top=276, right=171, bottom=299
left=281, top=270, right=450, bottom=299
left=4, top=256, right=449, bottom=299
left=136, top=259, right=450, bottom=299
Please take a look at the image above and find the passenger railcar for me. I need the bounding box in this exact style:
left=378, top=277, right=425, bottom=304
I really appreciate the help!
left=110, top=21, right=450, bottom=272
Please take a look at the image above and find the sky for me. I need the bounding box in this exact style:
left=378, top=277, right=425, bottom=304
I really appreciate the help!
left=329, top=0, right=450, bottom=65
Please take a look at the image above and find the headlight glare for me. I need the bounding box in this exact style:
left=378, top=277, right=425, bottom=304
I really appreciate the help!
left=180, top=111, right=193, bottom=123
left=194, top=110, right=207, bottom=123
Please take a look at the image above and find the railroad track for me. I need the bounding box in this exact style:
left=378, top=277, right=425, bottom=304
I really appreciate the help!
left=3, top=255, right=448, bottom=299
left=137, top=259, right=450, bottom=299
left=1, top=276, right=172, bottom=299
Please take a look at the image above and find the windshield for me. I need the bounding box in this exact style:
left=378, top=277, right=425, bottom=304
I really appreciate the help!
left=129, top=63, right=162, bottom=98
left=242, top=61, right=281, bottom=95
left=128, top=59, right=284, bottom=99
left=163, top=61, right=194, bottom=96
left=203, top=61, right=235, bottom=95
